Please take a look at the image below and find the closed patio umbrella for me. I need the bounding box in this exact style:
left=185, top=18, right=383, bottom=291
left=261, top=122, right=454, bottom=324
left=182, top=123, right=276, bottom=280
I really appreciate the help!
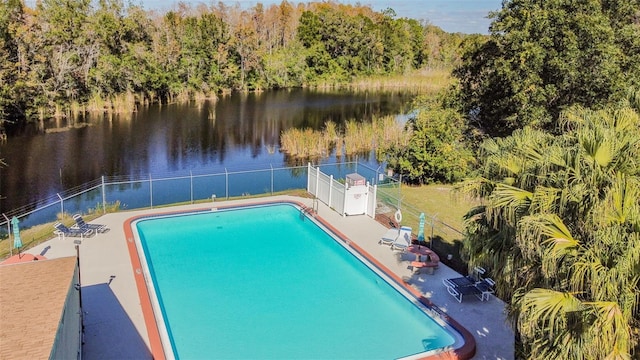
left=417, top=213, right=425, bottom=244
left=11, top=216, right=22, bottom=255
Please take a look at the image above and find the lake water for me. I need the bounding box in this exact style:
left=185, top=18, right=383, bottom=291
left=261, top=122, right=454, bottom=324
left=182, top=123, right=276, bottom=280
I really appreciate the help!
left=0, top=89, right=414, bottom=213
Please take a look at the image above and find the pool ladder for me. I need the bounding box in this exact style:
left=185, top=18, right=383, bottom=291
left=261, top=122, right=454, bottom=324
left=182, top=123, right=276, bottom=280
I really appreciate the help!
left=300, top=198, right=319, bottom=218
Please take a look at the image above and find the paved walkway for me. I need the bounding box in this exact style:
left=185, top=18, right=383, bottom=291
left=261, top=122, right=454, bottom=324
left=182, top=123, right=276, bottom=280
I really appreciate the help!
left=26, top=195, right=514, bottom=359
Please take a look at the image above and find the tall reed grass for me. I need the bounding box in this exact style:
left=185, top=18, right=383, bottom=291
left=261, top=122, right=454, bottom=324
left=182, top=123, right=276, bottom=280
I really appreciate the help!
left=69, top=101, right=84, bottom=119
left=280, top=115, right=410, bottom=160
left=113, top=92, right=137, bottom=113
left=280, top=128, right=330, bottom=158
left=344, top=120, right=372, bottom=155
left=87, top=92, right=138, bottom=114
left=349, top=69, right=452, bottom=94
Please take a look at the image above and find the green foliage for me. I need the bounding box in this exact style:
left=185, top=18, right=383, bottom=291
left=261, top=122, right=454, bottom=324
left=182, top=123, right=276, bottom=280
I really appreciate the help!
left=1, top=1, right=460, bottom=124
left=297, top=4, right=428, bottom=84
left=423, top=24, right=468, bottom=69
left=262, top=41, right=306, bottom=88
left=388, top=95, right=474, bottom=184
left=459, top=106, right=640, bottom=358
left=454, top=0, right=640, bottom=137
left=0, top=0, right=22, bottom=120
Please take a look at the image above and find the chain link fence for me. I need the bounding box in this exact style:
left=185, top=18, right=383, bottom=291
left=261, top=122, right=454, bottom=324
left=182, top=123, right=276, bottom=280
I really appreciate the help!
left=374, top=175, right=468, bottom=272
left=1, top=161, right=466, bottom=266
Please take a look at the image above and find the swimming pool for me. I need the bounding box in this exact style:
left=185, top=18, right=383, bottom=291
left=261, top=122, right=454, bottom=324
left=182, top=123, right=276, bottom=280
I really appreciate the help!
left=132, top=202, right=467, bottom=359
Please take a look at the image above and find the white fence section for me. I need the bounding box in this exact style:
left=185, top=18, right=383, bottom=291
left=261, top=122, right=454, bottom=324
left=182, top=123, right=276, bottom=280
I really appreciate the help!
left=307, top=163, right=376, bottom=218
left=333, top=184, right=346, bottom=215
left=366, top=183, right=377, bottom=217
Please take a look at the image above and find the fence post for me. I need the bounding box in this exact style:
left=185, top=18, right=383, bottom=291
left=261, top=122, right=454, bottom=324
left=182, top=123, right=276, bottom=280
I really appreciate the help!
left=315, top=166, right=320, bottom=198
left=225, top=168, right=229, bottom=200
left=430, top=215, right=436, bottom=249
left=328, top=175, right=333, bottom=209
left=342, top=180, right=348, bottom=217
left=307, top=162, right=311, bottom=193
left=57, top=193, right=64, bottom=219
left=398, top=173, right=402, bottom=210
left=270, top=164, right=274, bottom=195
left=149, top=174, right=153, bottom=208
left=190, top=171, right=193, bottom=204
left=371, top=184, right=377, bottom=218
left=101, top=176, right=106, bottom=214
left=2, top=214, right=11, bottom=256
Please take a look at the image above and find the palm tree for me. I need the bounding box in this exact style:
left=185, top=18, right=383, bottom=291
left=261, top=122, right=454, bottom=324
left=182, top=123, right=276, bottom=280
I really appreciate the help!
left=459, top=106, right=640, bottom=359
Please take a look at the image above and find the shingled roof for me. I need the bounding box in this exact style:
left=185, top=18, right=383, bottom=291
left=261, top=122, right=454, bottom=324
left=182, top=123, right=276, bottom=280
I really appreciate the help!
left=0, top=257, right=78, bottom=360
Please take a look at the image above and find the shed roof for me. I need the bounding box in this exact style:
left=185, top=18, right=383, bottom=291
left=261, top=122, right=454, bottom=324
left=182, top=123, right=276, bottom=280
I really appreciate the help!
left=0, top=257, right=77, bottom=360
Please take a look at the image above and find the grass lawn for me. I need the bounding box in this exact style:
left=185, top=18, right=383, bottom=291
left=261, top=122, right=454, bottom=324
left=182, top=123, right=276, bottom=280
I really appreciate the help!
left=376, top=183, right=480, bottom=273
left=400, top=184, right=475, bottom=233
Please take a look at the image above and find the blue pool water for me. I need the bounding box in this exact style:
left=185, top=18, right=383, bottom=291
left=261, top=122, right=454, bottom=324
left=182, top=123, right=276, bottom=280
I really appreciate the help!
left=136, top=203, right=458, bottom=359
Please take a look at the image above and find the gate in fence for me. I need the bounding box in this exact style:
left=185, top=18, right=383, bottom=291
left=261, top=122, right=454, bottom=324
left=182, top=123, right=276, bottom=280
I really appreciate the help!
left=306, top=163, right=377, bottom=218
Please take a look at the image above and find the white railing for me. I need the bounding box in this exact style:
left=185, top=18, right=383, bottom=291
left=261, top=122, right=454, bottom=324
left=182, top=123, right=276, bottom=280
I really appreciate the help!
left=306, top=163, right=377, bottom=218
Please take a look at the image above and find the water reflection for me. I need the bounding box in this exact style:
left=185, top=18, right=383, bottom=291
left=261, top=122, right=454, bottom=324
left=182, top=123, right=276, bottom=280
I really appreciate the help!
left=0, top=88, right=413, bottom=212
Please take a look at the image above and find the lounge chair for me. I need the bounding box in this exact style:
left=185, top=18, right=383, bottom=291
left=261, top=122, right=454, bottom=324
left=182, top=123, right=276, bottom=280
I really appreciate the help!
left=445, top=266, right=485, bottom=287
left=468, top=266, right=486, bottom=282
left=54, top=222, right=94, bottom=240
left=474, top=278, right=496, bottom=301
left=443, top=276, right=474, bottom=289
left=379, top=228, right=399, bottom=246
left=443, top=270, right=495, bottom=302
left=445, top=283, right=483, bottom=303
left=391, top=226, right=412, bottom=251
left=72, top=214, right=109, bottom=233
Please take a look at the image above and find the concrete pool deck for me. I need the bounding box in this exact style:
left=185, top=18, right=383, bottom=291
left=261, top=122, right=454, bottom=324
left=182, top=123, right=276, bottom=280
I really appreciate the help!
left=24, top=195, right=514, bottom=359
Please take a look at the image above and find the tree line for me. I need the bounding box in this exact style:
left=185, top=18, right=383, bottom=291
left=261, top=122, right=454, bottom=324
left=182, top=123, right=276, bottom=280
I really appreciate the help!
left=392, top=0, right=640, bottom=358
left=0, top=0, right=463, bottom=126
left=380, top=0, right=639, bottom=358
left=5, top=0, right=638, bottom=358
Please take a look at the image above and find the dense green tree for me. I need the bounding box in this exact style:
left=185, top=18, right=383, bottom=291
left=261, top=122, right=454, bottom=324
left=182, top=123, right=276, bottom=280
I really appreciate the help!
left=89, top=0, right=151, bottom=97
left=0, top=0, right=23, bottom=121
left=262, top=40, right=306, bottom=88
left=178, top=13, right=228, bottom=93
left=387, top=95, right=473, bottom=184
left=454, top=0, right=640, bottom=137
left=297, top=4, right=427, bottom=83
left=422, top=24, right=465, bottom=68
left=378, top=11, right=416, bottom=74
left=37, top=0, right=95, bottom=104
left=601, top=0, right=640, bottom=85
left=459, top=106, right=640, bottom=358
left=231, top=9, right=262, bottom=90
left=298, top=7, right=368, bottom=82
left=0, top=1, right=449, bottom=125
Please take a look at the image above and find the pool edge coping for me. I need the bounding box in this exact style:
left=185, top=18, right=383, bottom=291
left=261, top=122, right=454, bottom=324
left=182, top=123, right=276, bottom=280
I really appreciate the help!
left=122, top=199, right=476, bottom=360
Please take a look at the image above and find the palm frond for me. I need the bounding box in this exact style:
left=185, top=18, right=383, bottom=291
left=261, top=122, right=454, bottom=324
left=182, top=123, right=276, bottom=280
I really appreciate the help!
left=592, top=137, right=615, bottom=168
left=538, top=214, right=579, bottom=253
left=584, top=301, right=632, bottom=360
left=465, top=106, right=640, bottom=358
left=596, top=173, right=640, bottom=226
left=528, top=186, right=560, bottom=214
left=453, top=177, right=494, bottom=199
left=521, top=288, right=584, bottom=337
left=487, top=183, right=533, bottom=224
